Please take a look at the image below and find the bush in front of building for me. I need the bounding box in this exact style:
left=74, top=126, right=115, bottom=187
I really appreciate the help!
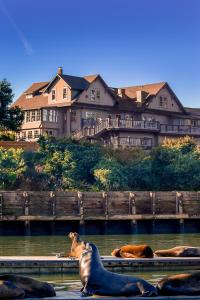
left=0, top=147, right=26, bottom=189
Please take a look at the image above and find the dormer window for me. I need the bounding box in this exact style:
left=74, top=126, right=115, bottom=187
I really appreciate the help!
left=63, top=88, right=68, bottom=99
left=26, top=94, right=33, bottom=99
left=52, top=89, right=56, bottom=101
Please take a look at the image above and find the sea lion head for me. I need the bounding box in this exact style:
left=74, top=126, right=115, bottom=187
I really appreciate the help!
left=68, top=232, right=80, bottom=241
left=111, top=248, right=121, bottom=257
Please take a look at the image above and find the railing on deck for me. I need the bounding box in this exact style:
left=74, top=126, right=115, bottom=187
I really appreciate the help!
left=72, top=118, right=159, bottom=139
left=160, top=125, right=200, bottom=135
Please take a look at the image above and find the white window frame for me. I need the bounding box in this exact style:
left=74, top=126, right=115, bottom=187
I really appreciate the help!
left=63, top=87, right=68, bottom=100
left=90, top=89, right=96, bottom=101
left=52, top=89, right=56, bottom=101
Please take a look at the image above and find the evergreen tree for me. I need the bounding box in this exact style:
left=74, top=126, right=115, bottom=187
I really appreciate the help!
left=0, top=79, right=24, bottom=131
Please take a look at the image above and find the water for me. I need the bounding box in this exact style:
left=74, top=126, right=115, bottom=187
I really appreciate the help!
left=0, top=234, right=199, bottom=298
left=0, top=233, right=200, bottom=256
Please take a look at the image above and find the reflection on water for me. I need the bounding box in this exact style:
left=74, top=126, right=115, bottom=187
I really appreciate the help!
left=0, top=233, right=200, bottom=256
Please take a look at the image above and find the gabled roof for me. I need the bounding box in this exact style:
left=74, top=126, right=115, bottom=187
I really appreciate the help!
left=24, top=82, right=49, bottom=94
left=119, top=82, right=166, bottom=99
left=60, top=74, right=89, bottom=90
left=12, top=94, right=48, bottom=110
left=84, top=74, right=99, bottom=83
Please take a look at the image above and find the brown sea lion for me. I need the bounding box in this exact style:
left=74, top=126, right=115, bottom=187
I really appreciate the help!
left=0, top=275, right=56, bottom=298
left=66, top=232, right=86, bottom=258
left=79, top=242, right=157, bottom=297
left=154, top=246, right=200, bottom=257
left=111, top=244, right=153, bottom=258
left=157, top=271, right=200, bottom=295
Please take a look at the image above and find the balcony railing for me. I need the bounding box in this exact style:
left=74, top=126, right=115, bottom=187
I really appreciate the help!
left=72, top=118, right=160, bottom=139
left=72, top=119, right=200, bottom=141
left=160, top=125, right=200, bottom=135
left=115, top=137, right=152, bottom=148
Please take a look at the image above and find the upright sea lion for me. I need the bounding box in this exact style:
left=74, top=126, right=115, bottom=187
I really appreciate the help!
left=111, top=244, right=153, bottom=258
left=66, top=232, right=86, bottom=258
left=79, top=242, right=157, bottom=297
left=157, top=271, right=200, bottom=295
left=0, top=275, right=56, bottom=298
left=154, top=246, right=200, bottom=257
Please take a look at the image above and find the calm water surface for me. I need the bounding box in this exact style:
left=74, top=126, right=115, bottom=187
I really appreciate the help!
left=1, top=234, right=200, bottom=298
left=0, top=233, right=200, bottom=256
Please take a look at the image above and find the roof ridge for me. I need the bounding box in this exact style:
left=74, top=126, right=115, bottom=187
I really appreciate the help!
left=119, top=81, right=166, bottom=89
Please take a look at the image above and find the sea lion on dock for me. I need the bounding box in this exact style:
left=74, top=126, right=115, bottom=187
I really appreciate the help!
left=111, top=244, right=153, bottom=258
left=0, top=280, right=25, bottom=299
left=154, top=246, right=200, bottom=257
left=79, top=242, right=157, bottom=297
left=66, top=232, right=86, bottom=258
left=0, top=275, right=56, bottom=298
left=157, top=271, right=200, bottom=295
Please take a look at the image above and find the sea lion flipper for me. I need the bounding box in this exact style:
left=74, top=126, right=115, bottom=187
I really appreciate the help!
left=136, top=281, right=157, bottom=297
left=81, top=283, right=96, bottom=297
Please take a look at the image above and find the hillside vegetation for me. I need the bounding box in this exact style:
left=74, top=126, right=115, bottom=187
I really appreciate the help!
left=0, top=136, right=200, bottom=191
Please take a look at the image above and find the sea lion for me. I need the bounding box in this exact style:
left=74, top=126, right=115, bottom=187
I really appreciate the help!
left=79, top=242, right=157, bottom=297
left=157, top=271, right=200, bottom=295
left=111, top=244, right=153, bottom=258
left=0, top=275, right=56, bottom=298
left=0, top=280, right=25, bottom=299
left=66, top=232, right=86, bottom=258
left=154, top=246, right=200, bottom=257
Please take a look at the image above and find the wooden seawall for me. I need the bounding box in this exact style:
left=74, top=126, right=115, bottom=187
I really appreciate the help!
left=0, top=191, right=200, bottom=234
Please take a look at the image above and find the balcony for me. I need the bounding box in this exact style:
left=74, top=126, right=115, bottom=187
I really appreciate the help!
left=160, top=125, right=200, bottom=135
left=104, top=136, right=153, bottom=149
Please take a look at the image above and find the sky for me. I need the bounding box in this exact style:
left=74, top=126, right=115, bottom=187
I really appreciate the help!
left=0, top=0, right=200, bottom=107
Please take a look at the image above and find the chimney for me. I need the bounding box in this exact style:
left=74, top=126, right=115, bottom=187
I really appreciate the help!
left=136, top=90, right=148, bottom=103
left=57, top=67, right=63, bottom=75
left=117, top=88, right=125, bottom=97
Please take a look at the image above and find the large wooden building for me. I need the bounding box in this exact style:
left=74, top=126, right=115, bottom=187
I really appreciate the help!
left=13, top=67, right=200, bottom=149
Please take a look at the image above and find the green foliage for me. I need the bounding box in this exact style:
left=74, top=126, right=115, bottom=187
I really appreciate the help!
left=0, top=147, right=26, bottom=189
left=0, top=79, right=24, bottom=131
left=1, top=136, right=200, bottom=191
left=93, top=157, right=128, bottom=191
left=0, top=131, right=15, bottom=141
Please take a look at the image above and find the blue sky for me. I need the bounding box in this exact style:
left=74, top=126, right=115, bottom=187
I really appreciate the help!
left=0, top=0, right=200, bottom=107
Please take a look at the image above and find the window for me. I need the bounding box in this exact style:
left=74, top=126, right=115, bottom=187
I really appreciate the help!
left=36, top=110, right=41, bottom=121
left=43, top=109, right=48, bottom=121
left=96, top=89, right=100, bottom=99
left=90, top=89, right=96, bottom=101
left=159, top=96, right=168, bottom=108
left=22, top=131, right=26, bottom=140
left=191, top=120, right=200, bottom=127
left=52, top=89, right=56, bottom=101
left=85, top=111, right=96, bottom=119
left=71, top=110, right=76, bottom=122
left=42, top=109, right=58, bottom=122
left=26, top=94, right=33, bottom=99
left=31, top=111, right=36, bottom=122
left=28, top=131, right=32, bottom=139
left=26, top=111, right=30, bottom=122
left=63, top=88, right=68, bottom=99
left=34, top=130, right=39, bottom=138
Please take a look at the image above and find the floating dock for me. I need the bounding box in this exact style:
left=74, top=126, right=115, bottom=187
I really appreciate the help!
left=0, top=256, right=200, bottom=274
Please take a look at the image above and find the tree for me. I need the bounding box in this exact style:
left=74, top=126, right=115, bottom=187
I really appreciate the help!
left=93, top=157, right=128, bottom=191
left=0, top=147, right=26, bottom=189
left=0, top=79, right=24, bottom=131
